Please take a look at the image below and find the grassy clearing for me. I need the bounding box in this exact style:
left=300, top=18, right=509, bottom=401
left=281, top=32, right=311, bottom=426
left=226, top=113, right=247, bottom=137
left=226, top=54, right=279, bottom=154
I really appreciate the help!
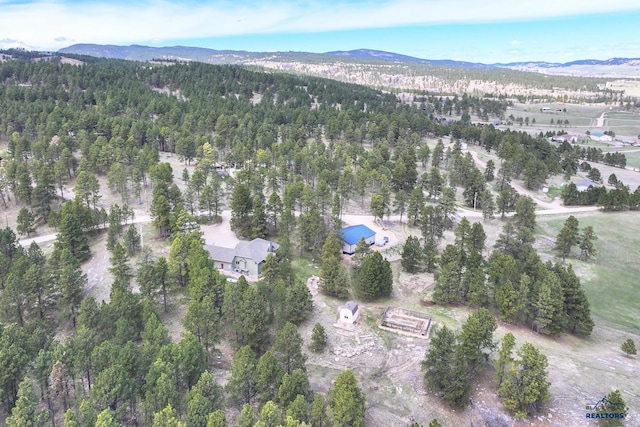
left=537, top=212, right=640, bottom=333
left=615, top=149, right=640, bottom=170
left=508, top=103, right=604, bottom=126
left=291, top=256, right=321, bottom=282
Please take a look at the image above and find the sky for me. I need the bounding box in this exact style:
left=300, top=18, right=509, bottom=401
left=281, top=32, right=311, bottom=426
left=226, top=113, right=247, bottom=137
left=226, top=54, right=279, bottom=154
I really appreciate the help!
left=1, top=0, right=639, bottom=63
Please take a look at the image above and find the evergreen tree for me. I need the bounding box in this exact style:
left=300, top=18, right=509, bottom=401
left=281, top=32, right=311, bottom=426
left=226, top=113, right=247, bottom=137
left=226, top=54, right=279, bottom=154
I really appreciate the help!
left=16, top=208, right=36, bottom=237
left=63, top=408, right=81, bottom=427
left=554, top=263, right=593, bottom=336
left=186, top=371, right=224, bottom=427
left=94, top=409, right=119, bottom=427
left=277, top=369, right=310, bottom=406
left=498, top=342, right=550, bottom=419
left=152, top=404, right=185, bottom=427
left=123, top=225, right=142, bottom=257
left=75, top=171, right=101, bottom=209
left=432, top=245, right=463, bottom=304
left=258, top=401, right=283, bottom=427
left=226, top=345, right=258, bottom=405
left=266, top=192, right=283, bottom=231
left=256, top=351, right=285, bottom=404
left=484, top=159, right=495, bottom=181
left=284, top=281, right=313, bottom=326
left=621, top=338, right=637, bottom=357
left=494, top=332, right=516, bottom=387
left=151, top=192, right=172, bottom=238
left=109, top=242, right=132, bottom=284
left=401, top=235, right=423, bottom=273
left=328, top=370, right=366, bottom=427
left=252, top=194, right=269, bottom=239
left=236, top=404, right=256, bottom=427
left=55, top=200, right=91, bottom=261
left=496, top=186, right=517, bottom=218
left=319, top=233, right=349, bottom=298
left=206, top=411, right=227, bottom=427
left=309, top=394, right=330, bottom=427
left=458, top=308, right=497, bottom=368
left=230, top=183, right=253, bottom=238
left=578, top=226, right=598, bottom=260
left=421, top=325, right=457, bottom=397
left=272, top=322, right=307, bottom=375
left=310, top=323, right=328, bottom=353
left=533, top=271, right=567, bottom=335
left=351, top=237, right=371, bottom=271
left=286, top=394, right=309, bottom=424
left=370, top=194, right=386, bottom=221
left=555, top=215, right=580, bottom=261
left=512, top=196, right=536, bottom=232
left=6, top=378, right=39, bottom=427
left=596, top=389, right=627, bottom=427
left=355, top=251, right=393, bottom=300
left=496, top=280, right=521, bottom=324
left=407, top=187, right=424, bottom=226
left=54, top=248, right=87, bottom=327
left=237, top=285, right=270, bottom=352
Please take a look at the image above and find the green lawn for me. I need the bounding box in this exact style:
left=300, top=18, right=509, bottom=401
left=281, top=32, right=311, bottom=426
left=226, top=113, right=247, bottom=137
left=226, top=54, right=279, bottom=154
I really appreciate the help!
left=537, top=213, right=640, bottom=333
left=291, top=256, right=321, bottom=282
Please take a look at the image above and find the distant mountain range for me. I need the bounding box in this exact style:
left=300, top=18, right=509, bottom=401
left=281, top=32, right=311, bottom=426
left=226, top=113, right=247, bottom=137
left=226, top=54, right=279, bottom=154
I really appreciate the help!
left=58, top=44, right=494, bottom=68
left=57, top=44, right=639, bottom=77
left=323, top=48, right=491, bottom=68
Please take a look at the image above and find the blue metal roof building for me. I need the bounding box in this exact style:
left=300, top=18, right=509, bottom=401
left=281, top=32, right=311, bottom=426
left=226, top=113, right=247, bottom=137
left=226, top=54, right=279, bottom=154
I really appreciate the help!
left=340, top=225, right=376, bottom=254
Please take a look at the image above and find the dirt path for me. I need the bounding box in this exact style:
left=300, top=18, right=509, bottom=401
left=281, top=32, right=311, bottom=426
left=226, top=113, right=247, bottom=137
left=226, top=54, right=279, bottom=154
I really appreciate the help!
left=18, top=214, right=153, bottom=247
left=594, top=111, right=607, bottom=127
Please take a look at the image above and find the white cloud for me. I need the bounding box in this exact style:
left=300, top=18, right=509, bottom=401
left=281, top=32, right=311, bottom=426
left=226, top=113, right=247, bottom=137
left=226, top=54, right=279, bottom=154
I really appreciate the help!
left=1, top=0, right=639, bottom=50
left=511, top=40, right=521, bottom=45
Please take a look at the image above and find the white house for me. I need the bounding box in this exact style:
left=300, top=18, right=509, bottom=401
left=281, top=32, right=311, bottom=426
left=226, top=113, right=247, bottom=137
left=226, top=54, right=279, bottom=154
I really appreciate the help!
left=338, top=301, right=359, bottom=324
left=576, top=180, right=598, bottom=192
left=590, top=132, right=613, bottom=142
left=551, top=134, right=578, bottom=143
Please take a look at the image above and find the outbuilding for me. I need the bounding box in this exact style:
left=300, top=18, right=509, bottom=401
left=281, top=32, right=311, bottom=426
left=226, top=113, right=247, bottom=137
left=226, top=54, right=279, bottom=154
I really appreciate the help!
left=576, top=180, right=599, bottom=192
left=340, top=224, right=376, bottom=254
left=590, top=132, right=613, bottom=142
left=338, top=301, right=360, bottom=324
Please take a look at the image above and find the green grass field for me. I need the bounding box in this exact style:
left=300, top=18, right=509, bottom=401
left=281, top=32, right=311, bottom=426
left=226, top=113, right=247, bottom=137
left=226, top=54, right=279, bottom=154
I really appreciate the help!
left=291, top=256, right=321, bottom=282
left=537, top=213, right=640, bottom=333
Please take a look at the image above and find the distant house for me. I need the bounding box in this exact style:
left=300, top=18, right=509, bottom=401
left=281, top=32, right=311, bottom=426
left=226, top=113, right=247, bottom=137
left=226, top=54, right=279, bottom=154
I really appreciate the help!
left=590, top=132, right=613, bottom=142
left=615, top=136, right=637, bottom=145
left=340, top=225, right=376, bottom=255
left=206, top=238, right=279, bottom=276
left=576, top=180, right=599, bottom=192
left=551, top=134, right=578, bottom=143
left=338, top=301, right=359, bottom=324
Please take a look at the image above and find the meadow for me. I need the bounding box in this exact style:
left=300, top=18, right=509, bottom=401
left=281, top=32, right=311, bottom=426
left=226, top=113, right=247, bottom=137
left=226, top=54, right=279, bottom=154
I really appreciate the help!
left=537, top=212, right=640, bottom=332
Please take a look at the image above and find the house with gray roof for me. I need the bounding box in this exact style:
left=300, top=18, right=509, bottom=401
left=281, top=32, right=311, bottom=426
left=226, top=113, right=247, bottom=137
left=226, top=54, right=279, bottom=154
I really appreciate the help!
left=206, top=238, right=279, bottom=276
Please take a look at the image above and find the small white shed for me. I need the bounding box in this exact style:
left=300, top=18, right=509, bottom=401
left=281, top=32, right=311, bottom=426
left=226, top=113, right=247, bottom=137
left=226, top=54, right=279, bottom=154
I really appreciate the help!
left=338, top=301, right=359, bottom=324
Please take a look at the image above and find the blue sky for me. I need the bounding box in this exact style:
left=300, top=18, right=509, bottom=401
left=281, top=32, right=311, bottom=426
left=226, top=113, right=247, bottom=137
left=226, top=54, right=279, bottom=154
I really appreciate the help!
left=1, top=0, right=639, bottom=63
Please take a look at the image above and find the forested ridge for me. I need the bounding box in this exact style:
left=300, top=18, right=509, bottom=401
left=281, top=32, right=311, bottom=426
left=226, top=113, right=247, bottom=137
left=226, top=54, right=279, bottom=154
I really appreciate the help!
left=0, top=53, right=608, bottom=426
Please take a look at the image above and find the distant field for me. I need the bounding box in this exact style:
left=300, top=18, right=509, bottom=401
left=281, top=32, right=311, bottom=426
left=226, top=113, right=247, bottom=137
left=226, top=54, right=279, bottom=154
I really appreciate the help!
left=507, top=103, right=603, bottom=127
left=537, top=212, right=640, bottom=333
left=576, top=142, right=640, bottom=169
left=505, top=104, right=640, bottom=139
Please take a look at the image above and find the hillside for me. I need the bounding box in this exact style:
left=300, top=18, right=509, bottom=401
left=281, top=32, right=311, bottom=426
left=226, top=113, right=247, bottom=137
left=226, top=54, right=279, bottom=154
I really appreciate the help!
left=57, top=44, right=625, bottom=100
